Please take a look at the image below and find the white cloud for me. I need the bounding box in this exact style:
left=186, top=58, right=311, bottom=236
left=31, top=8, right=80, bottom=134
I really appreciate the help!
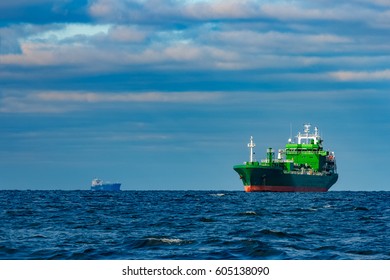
left=1, top=0, right=390, bottom=87
left=180, top=0, right=260, bottom=20
left=27, top=24, right=111, bottom=41
left=86, top=0, right=380, bottom=24
left=36, top=91, right=221, bottom=103
left=329, top=70, right=390, bottom=81
left=0, top=90, right=221, bottom=113
left=85, top=0, right=252, bottom=22
left=0, top=24, right=355, bottom=73
left=88, top=0, right=115, bottom=18
left=107, top=25, right=146, bottom=42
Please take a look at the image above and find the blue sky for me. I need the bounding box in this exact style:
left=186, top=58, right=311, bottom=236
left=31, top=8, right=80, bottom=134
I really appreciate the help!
left=0, top=0, right=389, bottom=191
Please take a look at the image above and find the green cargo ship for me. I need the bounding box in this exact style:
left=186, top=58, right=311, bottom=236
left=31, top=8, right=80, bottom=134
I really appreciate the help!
left=234, top=124, right=338, bottom=192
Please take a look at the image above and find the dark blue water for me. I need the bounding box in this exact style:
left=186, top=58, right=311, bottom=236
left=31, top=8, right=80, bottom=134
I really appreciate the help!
left=0, top=190, right=389, bottom=260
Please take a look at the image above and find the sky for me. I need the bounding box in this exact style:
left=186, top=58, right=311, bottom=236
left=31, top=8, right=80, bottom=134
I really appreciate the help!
left=0, top=0, right=389, bottom=191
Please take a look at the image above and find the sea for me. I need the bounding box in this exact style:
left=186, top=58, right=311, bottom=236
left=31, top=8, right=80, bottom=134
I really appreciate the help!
left=0, top=190, right=389, bottom=260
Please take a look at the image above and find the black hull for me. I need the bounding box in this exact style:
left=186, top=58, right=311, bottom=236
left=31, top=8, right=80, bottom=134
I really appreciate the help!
left=234, top=165, right=338, bottom=192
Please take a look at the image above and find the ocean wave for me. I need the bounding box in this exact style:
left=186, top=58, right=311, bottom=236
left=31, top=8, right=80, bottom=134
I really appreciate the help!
left=237, top=211, right=258, bottom=216
left=0, top=190, right=388, bottom=260
left=209, top=193, right=226, bottom=197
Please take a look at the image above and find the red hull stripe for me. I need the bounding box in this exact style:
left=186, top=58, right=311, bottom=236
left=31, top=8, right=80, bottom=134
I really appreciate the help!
left=245, top=185, right=328, bottom=192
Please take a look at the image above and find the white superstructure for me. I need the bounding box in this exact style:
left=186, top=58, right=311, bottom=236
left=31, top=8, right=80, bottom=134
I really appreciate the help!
left=296, top=124, right=321, bottom=145
left=91, top=178, right=103, bottom=186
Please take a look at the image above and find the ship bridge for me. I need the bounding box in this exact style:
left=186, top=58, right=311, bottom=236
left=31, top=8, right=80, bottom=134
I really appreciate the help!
left=295, top=124, right=322, bottom=145
left=285, top=124, right=328, bottom=172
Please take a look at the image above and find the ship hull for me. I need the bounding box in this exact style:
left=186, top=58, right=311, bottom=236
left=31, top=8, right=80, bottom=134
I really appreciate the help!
left=234, top=164, right=338, bottom=192
left=90, top=183, right=121, bottom=191
left=244, top=185, right=328, bottom=192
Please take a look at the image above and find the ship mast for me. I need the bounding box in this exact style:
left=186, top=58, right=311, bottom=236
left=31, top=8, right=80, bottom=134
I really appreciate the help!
left=304, top=123, right=311, bottom=144
left=248, top=136, right=256, bottom=162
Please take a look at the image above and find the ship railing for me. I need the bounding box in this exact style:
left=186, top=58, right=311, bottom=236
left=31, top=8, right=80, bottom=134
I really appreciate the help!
left=286, top=170, right=327, bottom=176
left=260, top=159, right=293, bottom=163
left=285, top=150, right=323, bottom=155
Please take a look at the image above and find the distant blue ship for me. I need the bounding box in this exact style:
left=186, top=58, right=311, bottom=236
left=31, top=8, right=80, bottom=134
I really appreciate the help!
left=90, top=178, right=121, bottom=191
